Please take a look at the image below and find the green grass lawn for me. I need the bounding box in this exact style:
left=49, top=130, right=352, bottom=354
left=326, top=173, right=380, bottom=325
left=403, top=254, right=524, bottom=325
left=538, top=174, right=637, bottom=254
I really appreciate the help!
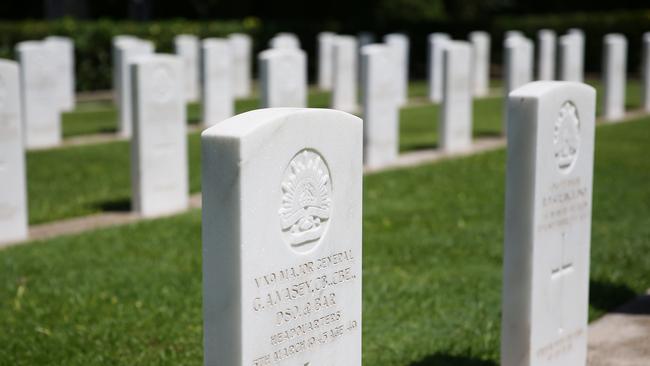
left=29, top=79, right=646, bottom=224
left=2, top=117, right=648, bottom=365
left=62, top=89, right=332, bottom=138
left=29, top=91, right=502, bottom=224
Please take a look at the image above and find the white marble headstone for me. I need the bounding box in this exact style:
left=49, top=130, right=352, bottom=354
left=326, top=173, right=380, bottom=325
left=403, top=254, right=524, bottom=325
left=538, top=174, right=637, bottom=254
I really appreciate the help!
left=559, top=33, right=584, bottom=82
left=44, top=36, right=75, bottom=111
left=16, top=41, right=61, bottom=149
left=0, top=60, right=28, bottom=245
left=505, top=30, right=525, bottom=40
left=469, top=31, right=491, bottom=97
left=602, top=34, right=627, bottom=121
left=174, top=34, right=200, bottom=102
left=331, top=36, right=358, bottom=113
left=202, top=108, right=362, bottom=366
left=317, top=32, right=337, bottom=90
left=259, top=48, right=307, bottom=108
left=537, top=30, right=556, bottom=81
left=383, top=33, right=410, bottom=105
left=116, top=39, right=154, bottom=137
left=501, top=81, right=595, bottom=366
left=112, top=35, right=139, bottom=105
left=568, top=29, right=585, bottom=83
left=361, top=44, right=400, bottom=168
left=130, top=54, right=188, bottom=217
left=270, top=33, right=300, bottom=49
left=503, top=36, right=534, bottom=131
left=201, top=38, right=234, bottom=126
left=440, top=41, right=473, bottom=152
left=643, top=33, right=650, bottom=112
left=428, top=33, right=450, bottom=103
left=228, top=33, right=253, bottom=98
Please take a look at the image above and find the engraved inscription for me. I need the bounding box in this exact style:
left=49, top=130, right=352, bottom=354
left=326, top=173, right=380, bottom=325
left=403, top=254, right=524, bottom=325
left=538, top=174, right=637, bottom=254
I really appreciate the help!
left=251, top=249, right=359, bottom=365
left=538, top=177, right=589, bottom=233
left=279, top=150, right=332, bottom=252
left=536, top=328, right=585, bottom=361
left=554, top=101, right=580, bottom=173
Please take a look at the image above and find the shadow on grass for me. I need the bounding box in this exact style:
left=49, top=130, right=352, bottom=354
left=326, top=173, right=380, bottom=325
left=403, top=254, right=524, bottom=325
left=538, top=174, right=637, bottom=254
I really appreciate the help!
left=400, top=142, right=440, bottom=152
left=99, top=126, right=118, bottom=134
left=474, top=130, right=503, bottom=139
left=187, top=116, right=202, bottom=125
left=589, top=279, right=638, bottom=313
left=410, top=353, right=496, bottom=366
left=93, top=198, right=132, bottom=212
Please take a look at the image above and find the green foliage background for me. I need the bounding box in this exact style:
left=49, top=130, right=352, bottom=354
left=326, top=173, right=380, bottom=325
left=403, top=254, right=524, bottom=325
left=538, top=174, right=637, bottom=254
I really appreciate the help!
left=0, top=9, right=649, bottom=91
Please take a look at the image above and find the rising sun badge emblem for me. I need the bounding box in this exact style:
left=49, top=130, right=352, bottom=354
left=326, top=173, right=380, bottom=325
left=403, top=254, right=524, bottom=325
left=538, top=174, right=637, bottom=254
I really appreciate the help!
left=279, top=150, right=332, bottom=252
left=554, top=101, right=581, bottom=173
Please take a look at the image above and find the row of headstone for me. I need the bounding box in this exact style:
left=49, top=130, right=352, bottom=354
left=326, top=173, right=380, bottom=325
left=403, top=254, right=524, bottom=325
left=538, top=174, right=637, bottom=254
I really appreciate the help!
left=602, top=34, right=627, bottom=120
left=503, top=34, right=534, bottom=130
left=505, top=29, right=637, bottom=123
left=259, top=48, right=307, bottom=108
left=384, top=33, right=409, bottom=105
left=0, top=60, right=28, bottom=244
left=174, top=34, right=200, bottom=103
left=174, top=33, right=255, bottom=104
left=361, top=44, right=400, bottom=168
left=428, top=32, right=491, bottom=102
left=643, top=32, right=650, bottom=112
left=199, top=79, right=596, bottom=366
left=113, top=36, right=154, bottom=137
left=130, top=54, right=189, bottom=217
left=201, top=38, right=234, bottom=125
left=14, top=36, right=75, bottom=149
left=112, top=33, right=251, bottom=132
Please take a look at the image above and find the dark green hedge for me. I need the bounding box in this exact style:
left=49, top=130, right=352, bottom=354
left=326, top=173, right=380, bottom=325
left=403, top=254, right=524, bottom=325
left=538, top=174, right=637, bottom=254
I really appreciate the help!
left=0, top=18, right=257, bottom=91
left=1, top=11, right=649, bottom=91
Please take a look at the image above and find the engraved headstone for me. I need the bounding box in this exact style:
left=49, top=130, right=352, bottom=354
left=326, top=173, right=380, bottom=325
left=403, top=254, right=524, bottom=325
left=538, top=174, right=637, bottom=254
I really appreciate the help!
left=130, top=54, right=188, bottom=217
left=537, top=30, right=556, bottom=81
left=16, top=41, right=61, bottom=148
left=270, top=33, right=300, bottom=49
left=361, top=44, right=400, bottom=168
left=384, top=33, right=410, bottom=105
left=643, top=33, right=650, bottom=112
left=602, top=34, right=627, bottom=121
left=202, top=108, right=362, bottom=366
left=0, top=60, right=28, bottom=245
left=45, top=36, right=75, bottom=111
left=201, top=38, right=234, bottom=126
left=331, top=36, right=358, bottom=113
left=228, top=33, right=253, bottom=98
left=503, top=36, right=534, bottom=131
left=116, top=39, right=154, bottom=137
left=174, top=34, right=200, bottom=103
left=440, top=41, right=473, bottom=152
left=559, top=33, right=583, bottom=82
left=469, top=31, right=491, bottom=97
left=317, top=32, right=336, bottom=90
left=501, top=81, right=595, bottom=366
left=428, top=33, right=450, bottom=103
left=259, top=48, right=307, bottom=108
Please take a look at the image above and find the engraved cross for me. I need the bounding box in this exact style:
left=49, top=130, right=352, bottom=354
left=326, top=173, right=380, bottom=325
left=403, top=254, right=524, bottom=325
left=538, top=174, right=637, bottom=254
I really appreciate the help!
left=551, top=231, right=573, bottom=334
